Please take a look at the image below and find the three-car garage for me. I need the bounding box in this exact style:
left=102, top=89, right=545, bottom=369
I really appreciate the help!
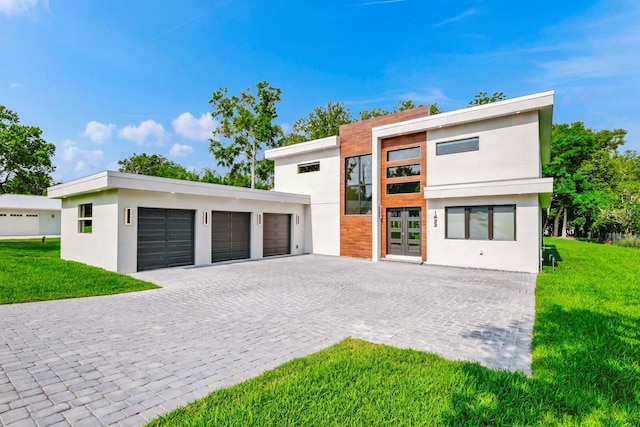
left=50, top=171, right=308, bottom=274
left=136, top=207, right=293, bottom=271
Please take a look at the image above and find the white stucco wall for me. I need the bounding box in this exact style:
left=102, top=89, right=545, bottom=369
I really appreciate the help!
left=426, top=112, right=541, bottom=186
left=60, top=191, right=119, bottom=271
left=114, top=189, right=306, bottom=273
left=426, top=194, right=541, bottom=273
left=271, top=145, right=341, bottom=256
left=39, top=211, right=61, bottom=235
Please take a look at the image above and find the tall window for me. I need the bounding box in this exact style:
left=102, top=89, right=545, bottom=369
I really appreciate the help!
left=386, top=146, right=422, bottom=195
left=446, top=205, right=515, bottom=240
left=345, top=154, right=372, bottom=214
left=78, top=203, right=93, bottom=234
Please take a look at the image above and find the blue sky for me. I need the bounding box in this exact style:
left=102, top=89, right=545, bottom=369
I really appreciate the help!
left=1, top=0, right=639, bottom=183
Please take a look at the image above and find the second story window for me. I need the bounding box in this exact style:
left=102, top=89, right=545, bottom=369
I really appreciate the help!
left=345, top=154, right=372, bottom=214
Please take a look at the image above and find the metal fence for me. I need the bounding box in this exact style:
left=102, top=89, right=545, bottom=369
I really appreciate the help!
left=584, top=232, right=640, bottom=248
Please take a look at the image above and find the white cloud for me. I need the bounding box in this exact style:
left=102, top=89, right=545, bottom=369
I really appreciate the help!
left=84, top=121, right=116, bottom=144
left=119, top=119, right=169, bottom=146
left=434, top=8, right=478, bottom=27
left=351, top=0, right=405, bottom=6
left=9, top=82, right=22, bottom=89
left=172, top=112, right=217, bottom=141
left=0, top=0, right=48, bottom=17
left=169, top=143, right=194, bottom=158
left=61, top=140, right=104, bottom=174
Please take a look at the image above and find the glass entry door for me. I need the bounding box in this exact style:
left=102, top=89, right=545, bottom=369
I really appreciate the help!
left=387, top=207, right=422, bottom=256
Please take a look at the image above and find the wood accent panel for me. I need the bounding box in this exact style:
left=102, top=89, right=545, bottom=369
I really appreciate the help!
left=380, top=133, right=427, bottom=261
left=340, top=107, right=431, bottom=259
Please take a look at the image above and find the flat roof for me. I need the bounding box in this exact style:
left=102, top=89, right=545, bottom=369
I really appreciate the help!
left=48, top=171, right=310, bottom=205
left=265, top=136, right=340, bottom=160
left=265, top=91, right=554, bottom=164
left=0, top=194, right=61, bottom=210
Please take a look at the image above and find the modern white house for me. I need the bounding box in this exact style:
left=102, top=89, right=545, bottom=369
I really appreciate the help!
left=0, top=194, right=61, bottom=237
left=48, top=90, right=554, bottom=273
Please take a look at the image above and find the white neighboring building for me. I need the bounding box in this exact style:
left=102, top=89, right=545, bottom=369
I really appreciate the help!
left=49, top=90, right=554, bottom=274
left=0, top=194, right=61, bottom=237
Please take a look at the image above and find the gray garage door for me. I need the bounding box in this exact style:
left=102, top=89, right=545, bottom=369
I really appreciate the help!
left=211, top=211, right=251, bottom=263
left=263, top=213, right=291, bottom=257
left=137, top=207, right=195, bottom=272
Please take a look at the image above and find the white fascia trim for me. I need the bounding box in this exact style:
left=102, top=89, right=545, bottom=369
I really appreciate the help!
left=265, top=136, right=340, bottom=160
left=48, top=171, right=311, bottom=204
left=372, top=91, right=555, bottom=139
left=424, top=177, right=553, bottom=199
left=0, top=194, right=61, bottom=210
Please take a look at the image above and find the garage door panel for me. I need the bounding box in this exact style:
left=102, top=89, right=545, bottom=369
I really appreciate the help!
left=137, top=208, right=195, bottom=272
left=211, top=211, right=250, bottom=263
left=263, top=213, right=290, bottom=257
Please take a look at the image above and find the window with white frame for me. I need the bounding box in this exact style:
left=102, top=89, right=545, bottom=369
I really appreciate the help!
left=78, top=203, right=93, bottom=233
left=446, top=205, right=515, bottom=240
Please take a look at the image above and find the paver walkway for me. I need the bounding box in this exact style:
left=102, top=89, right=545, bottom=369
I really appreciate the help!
left=0, top=255, right=536, bottom=426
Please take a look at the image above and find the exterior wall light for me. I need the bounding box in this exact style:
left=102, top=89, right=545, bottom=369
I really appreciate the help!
left=124, top=208, right=133, bottom=225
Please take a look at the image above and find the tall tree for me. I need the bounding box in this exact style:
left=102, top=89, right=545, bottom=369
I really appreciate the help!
left=592, top=150, right=640, bottom=234
left=0, top=105, right=56, bottom=195
left=543, top=122, right=626, bottom=236
left=468, top=91, right=506, bottom=106
left=293, top=102, right=353, bottom=140
left=209, top=81, right=283, bottom=189
left=118, top=153, right=199, bottom=181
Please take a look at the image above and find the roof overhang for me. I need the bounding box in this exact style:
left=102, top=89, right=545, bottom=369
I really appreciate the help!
left=424, top=177, right=554, bottom=202
left=372, top=91, right=554, bottom=166
left=265, top=136, right=340, bottom=160
left=48, top=171, right=311, bottom=205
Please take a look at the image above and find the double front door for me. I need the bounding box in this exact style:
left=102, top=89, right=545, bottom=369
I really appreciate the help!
left=387, top=207, right=421, bottom=257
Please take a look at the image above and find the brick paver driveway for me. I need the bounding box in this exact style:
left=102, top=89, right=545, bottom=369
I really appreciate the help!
left=0, top=255, right=536, bottom=426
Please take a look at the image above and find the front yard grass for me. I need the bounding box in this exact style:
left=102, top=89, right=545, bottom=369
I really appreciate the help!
left=148, top=238, right=640, bottom=426
left=0, top=238, right=158, bottom=304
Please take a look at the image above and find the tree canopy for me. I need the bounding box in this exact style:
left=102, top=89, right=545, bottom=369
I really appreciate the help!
left=209, top=81, right=282, bottom=189
left=118, top=153, right=199, bottom=181
left=543, top=122, right=632, bottom=236
left=468, top=91, right=506, bottom=106
left=358, top=99, right=442, bottom=121
left=292, top=102, right=354, bottom=141
left=282, top=98, right=441, bottom=146
left=0, top=105, right=56, bottom=195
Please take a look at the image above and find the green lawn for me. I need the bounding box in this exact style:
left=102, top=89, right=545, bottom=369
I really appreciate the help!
left=0, top=238, right=158, bottom=304
left=148, top=238, right=640, bottom=426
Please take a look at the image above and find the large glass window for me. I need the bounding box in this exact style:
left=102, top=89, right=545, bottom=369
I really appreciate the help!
left=345, top=154, right=372, bottom=214
left=78, top=203, right=93, bottom=234
left=469, top=207, right=489, bottom=240
left=493, top=206, right=516, bottom=240
left=445, top=205, right=515, bottom=240
left=387, top=164, right=420, bottom=178
left=436, top=137, right=479, bottom=156
left=387, top=181, right=421, bottom=194
left=446, top=208, right=465, bottom=239
left=387, top=146, right=420, bottom=162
